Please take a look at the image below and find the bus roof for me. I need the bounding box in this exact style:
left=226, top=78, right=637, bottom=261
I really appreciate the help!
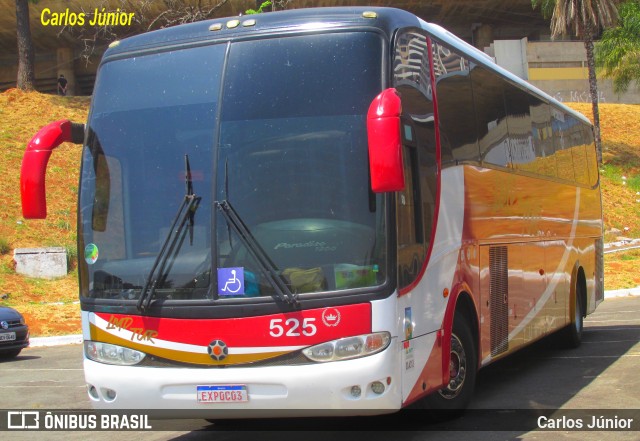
left=102, top=6, right=591, bottom=128
left=104, top=7, right=420, bottom=57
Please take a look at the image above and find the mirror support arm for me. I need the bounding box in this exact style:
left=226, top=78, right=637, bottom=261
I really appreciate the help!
left=21, top=120, right=85, bottom=219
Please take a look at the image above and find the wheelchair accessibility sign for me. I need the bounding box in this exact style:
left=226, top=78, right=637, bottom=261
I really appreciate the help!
left=218, top=267, right=245, bottom=296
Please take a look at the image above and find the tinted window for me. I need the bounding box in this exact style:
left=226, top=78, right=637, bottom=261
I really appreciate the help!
left=392, top=30, right=439, bottom=289
left=222, top=33, right=382, bottom=120
left=552, top=109, right=578, bottom=182
left=470, top=64, right=509, bottom=167
left=80, top=45, right=224, bottom=300
left=504, top=82, right=534, bottom=170
left=529, top=100, right=557, bottom=178
left=216, top=33, right=387, bottom=296
left=584, top=126, right=599, bottom=186
left=431, top=41, right=478, bottom=163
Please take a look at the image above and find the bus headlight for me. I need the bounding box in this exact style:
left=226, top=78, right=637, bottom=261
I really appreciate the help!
left=84, top=341, right=146, bottom=366
left=302, top=332, right=391, bottom=362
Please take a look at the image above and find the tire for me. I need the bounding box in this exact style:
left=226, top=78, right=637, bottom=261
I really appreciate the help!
left=0, top=349, right=22, bottom=359
left=418, top=315, right=477, bottom=412
left=561, top=283, right=584, bottom=349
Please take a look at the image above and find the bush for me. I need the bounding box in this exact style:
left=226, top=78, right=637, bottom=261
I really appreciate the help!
left=0, top=238, right=10, bottom=255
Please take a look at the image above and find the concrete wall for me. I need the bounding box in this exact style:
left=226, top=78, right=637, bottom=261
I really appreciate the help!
left=0, top=49, right=98, bottom=95
left=491, top=39, right=529, bottom=80
left=492, top=39, right=640, bottom=104
left=13, top=247, right=68, bottom=279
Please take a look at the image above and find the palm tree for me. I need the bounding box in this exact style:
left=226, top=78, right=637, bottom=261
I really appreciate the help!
left=596, top=1, right=640, bottom=94
left=532, top=0, right=620, bottom=163
left=15, top=0, right=35, bottom=90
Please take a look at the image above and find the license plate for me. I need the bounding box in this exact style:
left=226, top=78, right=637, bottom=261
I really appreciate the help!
left=197, top=385, right=248, bottom=403
left=0, top=332, right=16, bottom=342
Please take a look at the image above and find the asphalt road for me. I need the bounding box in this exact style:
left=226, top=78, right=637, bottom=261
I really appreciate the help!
left=1, top=295, right=639, bottom=440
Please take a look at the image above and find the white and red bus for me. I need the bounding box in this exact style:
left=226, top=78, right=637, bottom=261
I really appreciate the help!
left=20, top=7, right=603, bottom=416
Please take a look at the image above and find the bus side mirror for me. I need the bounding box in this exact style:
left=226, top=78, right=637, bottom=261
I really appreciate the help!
left=21, top=120, right=85, bottom=219
left=367, top=88, right=405, bottom=193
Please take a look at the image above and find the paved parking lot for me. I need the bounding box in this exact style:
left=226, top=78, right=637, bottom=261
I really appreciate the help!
left=1, top=294, right=639, bottom=440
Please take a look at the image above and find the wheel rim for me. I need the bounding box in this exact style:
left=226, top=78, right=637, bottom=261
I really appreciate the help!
left=438, top=333, right=467, bottom=400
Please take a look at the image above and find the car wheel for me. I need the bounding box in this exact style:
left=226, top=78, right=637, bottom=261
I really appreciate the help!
left=0, top=349, right=22, bottom=359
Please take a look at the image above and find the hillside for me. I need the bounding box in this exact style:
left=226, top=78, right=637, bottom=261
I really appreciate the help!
left=0, top=89, right=638, bottom=336
left=0, top=89, right=89, bottom=335
left=567, top=103, right=640, bottom=240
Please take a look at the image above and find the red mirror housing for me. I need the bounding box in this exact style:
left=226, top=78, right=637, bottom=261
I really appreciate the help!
left=20, top=120, right=84, bottom=219
left=367, top=88, right=405, bottom=193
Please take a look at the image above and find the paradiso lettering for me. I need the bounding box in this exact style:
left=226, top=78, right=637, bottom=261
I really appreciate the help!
left=106, top=315, right=158, bottom=343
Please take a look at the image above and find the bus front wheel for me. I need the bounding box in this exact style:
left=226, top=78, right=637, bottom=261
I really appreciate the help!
left=419, top=315, right=477, bottom=412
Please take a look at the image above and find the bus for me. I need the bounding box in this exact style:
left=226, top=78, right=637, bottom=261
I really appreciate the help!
left=20, top=7, right=603, bottom=416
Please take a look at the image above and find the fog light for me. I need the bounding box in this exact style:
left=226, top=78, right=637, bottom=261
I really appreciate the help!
left=350, top=385, right=362, bottom=398
left=371, top=381, right=385, bottom=395
left=102, top=388, right=117, bottom=401
left=87, top=385, right=99, bottom=400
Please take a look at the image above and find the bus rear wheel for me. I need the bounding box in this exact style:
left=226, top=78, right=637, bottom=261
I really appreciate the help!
left=419, top=315, right=477, bottom=412
left=560, top=280, right=584, bottom=348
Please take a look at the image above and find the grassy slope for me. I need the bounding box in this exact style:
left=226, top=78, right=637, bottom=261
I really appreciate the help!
left=0, top=89, right=89, bottom=335
left=566, top=103, right=640, bottom=291
left=0, top=90, right=638, bottom=336
left=567, top=103, right=640, bottom=238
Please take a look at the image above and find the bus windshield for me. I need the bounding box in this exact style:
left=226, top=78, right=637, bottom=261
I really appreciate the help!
left=78, top=31, right=387, bottom=304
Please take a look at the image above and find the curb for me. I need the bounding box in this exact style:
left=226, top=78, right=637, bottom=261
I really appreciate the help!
left=26, top=289, right=640, bottom=348
left=604, top=287, right=640, bottom=298
left=29, top=334, right=83, bottom=348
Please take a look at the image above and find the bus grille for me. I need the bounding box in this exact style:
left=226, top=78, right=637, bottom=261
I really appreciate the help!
left=595, top=237, right=604, bottom=302
left=490, top=246, right=509, bottom=356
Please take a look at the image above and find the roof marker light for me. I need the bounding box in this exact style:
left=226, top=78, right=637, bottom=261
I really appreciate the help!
left=108, top=40, right=120, bottom=48
left=362, top=11, right=377, bottom=19
left=226, top=19, right=240, bottom=29
left=209, top=23, right=223, bottom=31
left=242, top=19, right=256, bottom=27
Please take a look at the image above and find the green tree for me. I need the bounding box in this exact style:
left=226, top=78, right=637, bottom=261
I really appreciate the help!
left=596, top=1, right=640, bottom=93
left=246, top=1, right=272, bottom=14
left=532, top=0, right=620, bottom=163
left=15, top=0, right=35, bottom=90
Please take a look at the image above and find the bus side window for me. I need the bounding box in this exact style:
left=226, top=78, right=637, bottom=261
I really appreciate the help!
left=504, top=82, right=534, bottom=171
left=530, top=100, right=556, bottom=178
left=470, top=64, right=509, bottom=167
left=584, top=126, right=599, bottom=186
left=552, top=109, right=577, bottom=182
left=396, top=141, right=424, bottom=288
left=430, top=40, right=477, bottom=164
left=393, top=30, right=437, bottom=289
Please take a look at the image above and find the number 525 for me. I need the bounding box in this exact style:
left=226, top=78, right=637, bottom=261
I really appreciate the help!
left=269, top=318, right=317, bottom=337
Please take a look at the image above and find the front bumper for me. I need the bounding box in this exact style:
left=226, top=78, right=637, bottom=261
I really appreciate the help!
left=84, top=339, right=402, bottom=417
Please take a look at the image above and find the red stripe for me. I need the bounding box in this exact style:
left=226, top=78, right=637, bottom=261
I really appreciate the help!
left=95, top=303, right=371, bottom=347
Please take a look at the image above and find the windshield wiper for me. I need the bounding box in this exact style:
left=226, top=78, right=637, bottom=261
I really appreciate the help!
left=137, top=155, right=201, bottom=312
left=214, top=200, right=298, bottom=305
